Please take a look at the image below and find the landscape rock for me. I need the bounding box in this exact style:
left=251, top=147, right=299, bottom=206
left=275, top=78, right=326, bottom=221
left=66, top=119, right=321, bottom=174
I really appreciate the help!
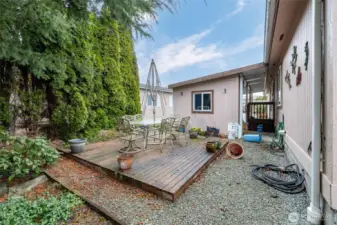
left=9, top=175, right=48, bottom=196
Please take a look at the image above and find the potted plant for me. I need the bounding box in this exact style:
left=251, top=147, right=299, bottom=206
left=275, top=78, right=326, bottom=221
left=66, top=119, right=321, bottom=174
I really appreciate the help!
left=117, top=153, right=133, bottom=170
left=199, top=130, right=206, bottom=136
left=189, top=127, right=200, bottom=139
left=205, top=141, right=217, bottom=153
left=68, top=138, right=87, bottom=153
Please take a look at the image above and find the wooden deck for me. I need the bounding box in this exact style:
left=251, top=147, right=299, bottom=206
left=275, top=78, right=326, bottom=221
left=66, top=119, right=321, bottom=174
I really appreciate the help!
left=57, top=139, right=228, bottom=201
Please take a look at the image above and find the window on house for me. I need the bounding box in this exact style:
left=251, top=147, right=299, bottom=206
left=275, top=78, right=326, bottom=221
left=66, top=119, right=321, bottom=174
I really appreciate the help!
left=147, top=94, right=160, bottom=107
left=192, top=91, right=213, bottom=113
left=276, top=65, right=282, bottom=106
left=147, top=95, right=157, bottom=106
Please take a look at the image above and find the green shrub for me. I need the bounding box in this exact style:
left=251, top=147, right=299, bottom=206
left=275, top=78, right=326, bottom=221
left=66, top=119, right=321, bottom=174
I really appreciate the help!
left=1, top=9, right=141, bottom=141
left=0, top=192, right=82, bottom=225
left=0, top=132, right=59, bottom=181
left=190, top=128, right=202, bottom=132
left=0, top=96, right=11, bottom=129
left=17, top=87, right=46, bottom=134
left=52, top=92, right=88, bottom=140
left=199, top=130, right=206, bottom=136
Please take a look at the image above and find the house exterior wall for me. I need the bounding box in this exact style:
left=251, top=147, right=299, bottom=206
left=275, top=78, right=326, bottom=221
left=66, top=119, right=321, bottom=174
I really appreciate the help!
left=272, top=0, right=337, bottom=211
left=276, top=1, right=312, bottom=170
left=172, top=75, right=239, bottom=133
left=323, top=0, right=337, bottom=211
left=139, top=89, right=173, bottom=120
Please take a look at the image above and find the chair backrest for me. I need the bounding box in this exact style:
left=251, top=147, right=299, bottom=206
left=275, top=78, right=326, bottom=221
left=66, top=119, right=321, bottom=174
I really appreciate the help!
left=134, top=114, right=143, bottom=121
left=122, top=115, right=135, bottom=121
left=160, top=117, right=175, bottom=134
left=117, top=117, right=132, bottom=135
left=179, top=116, right=190, bottom=129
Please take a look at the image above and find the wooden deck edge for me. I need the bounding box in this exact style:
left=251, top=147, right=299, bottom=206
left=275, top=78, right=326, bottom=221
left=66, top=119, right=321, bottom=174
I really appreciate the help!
left=117, top=172, right=175, bottom=201
left=56, top=149, right=117, bottom=177
left=44, top=171, right=127, bottom=225
left=57, top=148, right=175, bottom=202
left=173, top=141, right=229, bottom=201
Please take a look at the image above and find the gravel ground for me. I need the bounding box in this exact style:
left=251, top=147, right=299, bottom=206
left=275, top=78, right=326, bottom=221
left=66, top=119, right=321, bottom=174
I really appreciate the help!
left=47, top=137, right=310, bottom=225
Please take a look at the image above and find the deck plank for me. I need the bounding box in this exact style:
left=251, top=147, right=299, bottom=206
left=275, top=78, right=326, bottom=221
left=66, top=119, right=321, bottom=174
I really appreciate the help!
left=137, top=147, right=202, bottom=181
left=160, top=151, right=211, bottom=191
left=125, top=147, right=193, bottom=177
left=148, top=151, right=211, bottom=191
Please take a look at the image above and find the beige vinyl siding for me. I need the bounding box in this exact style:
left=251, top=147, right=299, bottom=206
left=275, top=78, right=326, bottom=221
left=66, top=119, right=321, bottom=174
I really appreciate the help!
left=172, top=75, right=239, bottom=133
left=277, top=2, right=313, bottom=168
left=324, top=0, right=337, bottom=185
left=277, top=0, right=337, bottom=192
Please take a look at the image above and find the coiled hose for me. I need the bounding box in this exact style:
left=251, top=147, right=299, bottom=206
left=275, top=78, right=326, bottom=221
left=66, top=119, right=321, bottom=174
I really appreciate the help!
left=251, top=164, right=305, bottom=194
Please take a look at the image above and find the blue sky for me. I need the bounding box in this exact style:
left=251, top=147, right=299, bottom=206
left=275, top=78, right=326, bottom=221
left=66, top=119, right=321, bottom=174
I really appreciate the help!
left=135, top=0, right=266, bottom=86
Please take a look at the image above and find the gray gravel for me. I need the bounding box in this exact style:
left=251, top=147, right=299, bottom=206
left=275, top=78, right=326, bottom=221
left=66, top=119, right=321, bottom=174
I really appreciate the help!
left=127, top=138, right=310, bottom=225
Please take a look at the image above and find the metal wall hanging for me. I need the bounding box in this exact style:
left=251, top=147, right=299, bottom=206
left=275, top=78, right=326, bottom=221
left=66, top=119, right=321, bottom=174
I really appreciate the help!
left=304, top=41, right=309, bottom=71
left=291, top=46, right=297, bottom=74
left=285, top=70, right=292, bottom=89
left=296, top=67, right=302, bottom=86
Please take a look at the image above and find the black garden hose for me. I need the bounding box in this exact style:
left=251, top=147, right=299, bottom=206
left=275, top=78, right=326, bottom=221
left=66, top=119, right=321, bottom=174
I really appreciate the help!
left=251, top=164, right=305, bottom=194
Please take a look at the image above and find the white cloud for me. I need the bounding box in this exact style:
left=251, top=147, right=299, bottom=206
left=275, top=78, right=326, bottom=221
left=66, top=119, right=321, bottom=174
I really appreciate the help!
left=227, top=0, right=246, bottom=17
left=135, top=24, right=264, bottom=82
left=152, top=29, right=223, bottom=74
left=223, top=35, right=264, bottom=56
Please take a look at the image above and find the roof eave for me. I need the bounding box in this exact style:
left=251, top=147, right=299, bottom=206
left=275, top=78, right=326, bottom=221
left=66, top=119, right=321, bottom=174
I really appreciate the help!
left=168, top=62, right=266, bottom=89
left=263, top=0, right=278, bottom=64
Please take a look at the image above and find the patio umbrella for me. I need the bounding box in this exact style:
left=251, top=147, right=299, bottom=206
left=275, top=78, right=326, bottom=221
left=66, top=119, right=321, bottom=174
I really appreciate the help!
left=141, top=59, right=167, bottom=123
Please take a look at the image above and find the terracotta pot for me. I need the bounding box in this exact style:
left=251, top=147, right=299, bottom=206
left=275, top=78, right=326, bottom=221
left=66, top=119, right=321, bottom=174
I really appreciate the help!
left=226, top=142, right=244, bottom=159
left=117, top=154, right=133, bottom=170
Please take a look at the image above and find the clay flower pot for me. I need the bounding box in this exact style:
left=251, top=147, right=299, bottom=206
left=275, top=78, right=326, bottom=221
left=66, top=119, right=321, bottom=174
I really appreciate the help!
left=226, top=142, right=244, bottom=159
left=117, top=154, right=133, bottom=171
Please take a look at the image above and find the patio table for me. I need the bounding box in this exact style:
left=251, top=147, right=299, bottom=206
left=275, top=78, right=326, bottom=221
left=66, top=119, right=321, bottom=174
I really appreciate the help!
left=130, top=119, right=163, bottom=149
left=130, top=119, right=162, bottom=126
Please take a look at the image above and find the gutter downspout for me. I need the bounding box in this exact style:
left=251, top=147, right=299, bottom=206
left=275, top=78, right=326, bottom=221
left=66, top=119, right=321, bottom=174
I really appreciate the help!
left=263, top=0, right=277, bottom=64
left=238, top=74, right=243, bottom=138
left=307, top=0, right=322, bottom=224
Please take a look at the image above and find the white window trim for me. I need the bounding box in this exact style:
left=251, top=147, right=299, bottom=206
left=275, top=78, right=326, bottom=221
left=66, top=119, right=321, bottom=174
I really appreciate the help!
left=192, top=91, right=213, bottom=113
left=169, top=95, right=173, bottom=107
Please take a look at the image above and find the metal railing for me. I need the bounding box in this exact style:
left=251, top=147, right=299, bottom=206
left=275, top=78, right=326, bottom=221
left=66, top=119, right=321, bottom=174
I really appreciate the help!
left=247, top=102, right=275, bottom=120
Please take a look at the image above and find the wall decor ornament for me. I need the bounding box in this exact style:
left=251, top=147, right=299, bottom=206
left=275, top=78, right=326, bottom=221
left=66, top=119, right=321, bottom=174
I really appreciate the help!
left=296, top=66, right=302, bottom=86
left=304, top=41, right=309, bottom=71
left=285, top=70, right=292, bottom=89
left=291, top=46, right=298, bottom=74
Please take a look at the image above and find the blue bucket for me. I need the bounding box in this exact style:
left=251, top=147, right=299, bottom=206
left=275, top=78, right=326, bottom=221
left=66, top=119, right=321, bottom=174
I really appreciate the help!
left=243, top=134, right=262, bottom=143
left=179, top=127, right=185, bottom=133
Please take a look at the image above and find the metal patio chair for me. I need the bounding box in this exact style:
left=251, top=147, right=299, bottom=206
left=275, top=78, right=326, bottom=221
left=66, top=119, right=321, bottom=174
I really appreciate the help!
left=116, top=117, right=143, bottom=154
left=122, top=115, right=135, bottom=121
left=147, top=117, right=176, bottom=152
left=172, top=116, right=190, bottom=145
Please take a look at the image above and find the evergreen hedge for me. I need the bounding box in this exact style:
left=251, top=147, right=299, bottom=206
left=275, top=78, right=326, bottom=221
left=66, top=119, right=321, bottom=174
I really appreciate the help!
left=0, top=2, right=142, bottom=140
